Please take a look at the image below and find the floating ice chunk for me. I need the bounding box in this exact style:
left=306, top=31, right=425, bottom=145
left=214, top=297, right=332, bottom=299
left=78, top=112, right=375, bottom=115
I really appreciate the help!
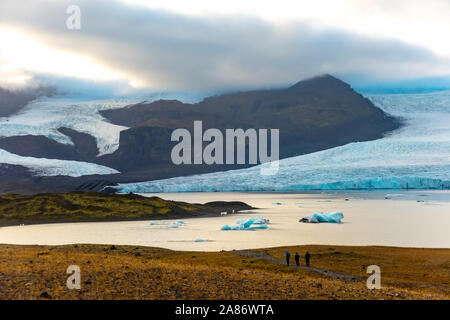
left=248, top=224, right=269, bottom=230
left=299, top=211, right=344, bottom=223
left=422, top=201, right=441, bottom=206
left=167, top=223, right=179, bottom=228
left=221, top=218, right=269, bottom=231
left=386, top=194, right=404, bottom=198
left=236, top=216, right=270, bottom=225
left=167, top=220, right=186, bottom=228
left=149, top=221, right=166, bottom=226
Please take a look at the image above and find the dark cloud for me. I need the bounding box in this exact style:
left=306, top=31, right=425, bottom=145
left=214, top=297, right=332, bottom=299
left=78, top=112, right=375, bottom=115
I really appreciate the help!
left=1, top=0, right=450, bottom=91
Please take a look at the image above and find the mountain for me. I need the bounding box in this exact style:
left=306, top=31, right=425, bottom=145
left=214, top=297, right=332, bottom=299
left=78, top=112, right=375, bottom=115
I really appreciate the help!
left=0, top=75, right=400, bottom=193
left=0, top=86, right=54, bottom=117
left=115, top=90, right=450, bottom=193
left=97, top=74, right=399, bottom=176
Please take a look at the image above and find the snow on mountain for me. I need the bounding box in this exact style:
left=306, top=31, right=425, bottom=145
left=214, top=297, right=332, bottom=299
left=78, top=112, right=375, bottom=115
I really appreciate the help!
left=0, top=92, right=208, bottom=177
left=0, top=98, right=134, bottom=156
left=116, top=91, right=450, bottom=192
left=0, top=92, right=207, bottom=157
left=0, top=149, right=119, bottom=177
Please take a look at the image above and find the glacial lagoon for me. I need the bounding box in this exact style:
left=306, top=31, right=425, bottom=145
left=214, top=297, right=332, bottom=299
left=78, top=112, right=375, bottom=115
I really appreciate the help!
left=0, top=191, right=449, bottom=251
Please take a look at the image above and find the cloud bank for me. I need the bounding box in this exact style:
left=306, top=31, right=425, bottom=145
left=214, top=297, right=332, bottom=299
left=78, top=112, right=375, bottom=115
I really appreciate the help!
left=1, top=0, right=450, bottom=92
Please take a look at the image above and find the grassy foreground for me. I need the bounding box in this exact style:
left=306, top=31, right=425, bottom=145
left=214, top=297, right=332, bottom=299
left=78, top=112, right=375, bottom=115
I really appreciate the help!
left=0, top=244, right=448, bottom=300
left=0, top=192, right=251, bottom=226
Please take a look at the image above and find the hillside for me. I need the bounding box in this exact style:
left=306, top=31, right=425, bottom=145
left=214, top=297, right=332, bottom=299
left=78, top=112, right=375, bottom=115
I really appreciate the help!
left=0, top=244, right=447, bottom=299
left=0, top=192, right=252, bottom=225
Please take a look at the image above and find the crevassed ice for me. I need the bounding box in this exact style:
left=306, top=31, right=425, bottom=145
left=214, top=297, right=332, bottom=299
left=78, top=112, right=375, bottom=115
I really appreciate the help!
left=0, top=92, right=208, bottom=157
left=0, top=149, right=119, bottom=177
left=0, top=98, right=135, bottom=156
left=116, top=91, right=450, bottom=192
left=0, top=93, right=208, bottom=177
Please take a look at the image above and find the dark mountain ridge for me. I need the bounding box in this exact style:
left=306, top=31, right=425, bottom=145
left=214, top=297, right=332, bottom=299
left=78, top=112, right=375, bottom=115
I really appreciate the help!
left=97, top=74, right=399, bottom=173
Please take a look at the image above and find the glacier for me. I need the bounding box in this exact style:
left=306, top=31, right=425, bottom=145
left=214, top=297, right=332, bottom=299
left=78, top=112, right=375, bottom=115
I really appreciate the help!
left=0, top=97, right=134, bottom=156
left=116, top=90, right=450, bottom=192
left=0, top=92, right=206, bottom=177
left=0, top=149, right=119, bottom=177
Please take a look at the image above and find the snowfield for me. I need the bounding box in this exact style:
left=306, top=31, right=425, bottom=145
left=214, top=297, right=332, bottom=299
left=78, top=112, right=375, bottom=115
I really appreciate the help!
left=116, top=91, right=450, bottom=192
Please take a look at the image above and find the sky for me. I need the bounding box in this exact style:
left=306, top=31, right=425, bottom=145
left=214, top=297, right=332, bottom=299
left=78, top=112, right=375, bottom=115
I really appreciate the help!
left=1, top=0, right=450, bottom=94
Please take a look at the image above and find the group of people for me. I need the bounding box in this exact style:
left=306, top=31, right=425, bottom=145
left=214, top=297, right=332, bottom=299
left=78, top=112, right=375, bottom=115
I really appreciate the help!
left=285, top=251, right=310, bottom=267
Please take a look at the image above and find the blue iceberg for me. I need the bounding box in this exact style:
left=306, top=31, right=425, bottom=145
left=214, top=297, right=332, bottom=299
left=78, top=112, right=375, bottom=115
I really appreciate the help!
left=167, top=220, right=186, bottom=228
left=235, top=216, right=270, bottom=225
left=299, top=211, right=344, bottom=223
left=221, top=217, right=269, bottom=231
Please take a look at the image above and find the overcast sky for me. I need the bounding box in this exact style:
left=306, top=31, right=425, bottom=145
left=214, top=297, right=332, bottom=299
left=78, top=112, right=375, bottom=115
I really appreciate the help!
left=1, top=0, right=450, bottom=93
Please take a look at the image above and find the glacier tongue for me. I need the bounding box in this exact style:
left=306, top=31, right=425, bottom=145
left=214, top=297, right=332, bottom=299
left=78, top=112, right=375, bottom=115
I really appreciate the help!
left=0, top=98, right=135, bottom=156
left=116, top=91, right=450, bottom=192
left=0, top=149, right=119, bottom=177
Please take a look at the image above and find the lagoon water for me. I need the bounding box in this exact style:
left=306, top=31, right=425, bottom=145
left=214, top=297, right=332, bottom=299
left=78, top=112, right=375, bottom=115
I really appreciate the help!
left=0, top=191, right=449, bottom=251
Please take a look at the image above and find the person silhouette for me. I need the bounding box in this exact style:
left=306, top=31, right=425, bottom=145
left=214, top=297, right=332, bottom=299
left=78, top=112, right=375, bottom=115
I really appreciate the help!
left=305, top=251, right=311, bottom=267
left=294, top=252, right=300, bottom=266
left=285, top=251, right=291, bottom=266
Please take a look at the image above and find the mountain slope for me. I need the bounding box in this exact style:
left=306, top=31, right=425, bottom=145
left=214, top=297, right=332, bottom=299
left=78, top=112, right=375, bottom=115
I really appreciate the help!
left=98, top=74, right=399, bottom=175
left=0, top=86, right=54, bottom=117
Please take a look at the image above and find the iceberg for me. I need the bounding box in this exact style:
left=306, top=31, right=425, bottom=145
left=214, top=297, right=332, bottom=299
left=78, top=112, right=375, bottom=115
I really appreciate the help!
left=168, top=220, right=186, bottom=228
left=149, top=221, right=167, bottom=226
left=236, top=216, right=270, bottom=225
left=299, top=211, right=344, bottom=223
left=116, top=91, right=450, bottom=192
left=221, top=217, right=269, bottom=231
left=194, top=238, right=210, bottom=242
left=221, top=223, right=268, bottom=231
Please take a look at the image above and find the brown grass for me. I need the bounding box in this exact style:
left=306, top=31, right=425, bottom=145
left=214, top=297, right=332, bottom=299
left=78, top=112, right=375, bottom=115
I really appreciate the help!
left=0, top=244, right=448, bottom=300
